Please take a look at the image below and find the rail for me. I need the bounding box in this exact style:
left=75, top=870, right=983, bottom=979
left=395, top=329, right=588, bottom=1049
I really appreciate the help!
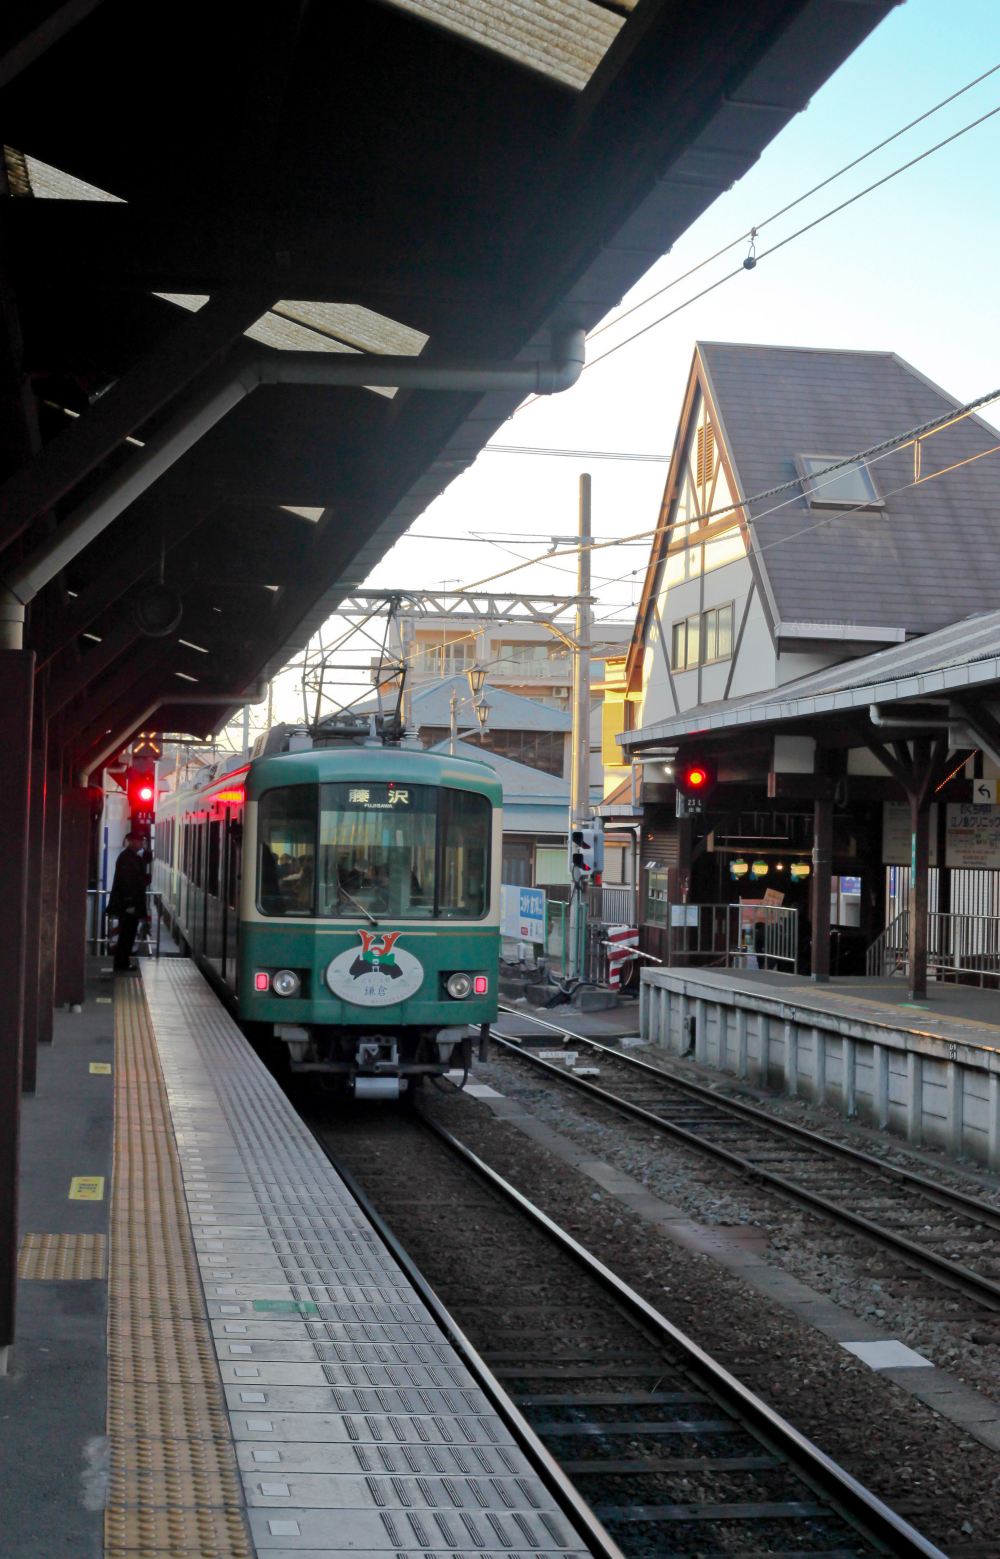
left=491, top=1004, right=1000, bottom=1312
left=317, top=1138, right=625, bottom=1559
left=416, top=1109, right=944, bottom=1559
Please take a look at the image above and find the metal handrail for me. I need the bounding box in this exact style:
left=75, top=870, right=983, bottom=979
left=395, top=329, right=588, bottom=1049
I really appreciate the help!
left=866, top=908, right=1000, bottom=987
left=865, top=909, right=908, bottom=977
left=87, top=888, right=162, bottom=959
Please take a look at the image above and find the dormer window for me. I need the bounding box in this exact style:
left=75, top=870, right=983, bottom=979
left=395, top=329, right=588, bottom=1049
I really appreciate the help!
left=795, top=454, right=883, bottom=510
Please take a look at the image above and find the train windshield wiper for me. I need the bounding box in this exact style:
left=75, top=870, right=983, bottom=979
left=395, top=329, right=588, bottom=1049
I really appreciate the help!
left=338, top=886, right=377, bottom=926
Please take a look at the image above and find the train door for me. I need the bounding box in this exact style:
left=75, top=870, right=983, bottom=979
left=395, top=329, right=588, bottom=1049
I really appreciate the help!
left=223, top=806, right=242, bottom=991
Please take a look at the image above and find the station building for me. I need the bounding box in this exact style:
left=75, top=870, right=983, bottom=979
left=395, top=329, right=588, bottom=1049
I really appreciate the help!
left=601, top=342, right=1000, bottom=983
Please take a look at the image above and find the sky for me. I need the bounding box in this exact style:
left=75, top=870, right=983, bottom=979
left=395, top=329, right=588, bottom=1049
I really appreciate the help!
left=248, top=0, right=1000, bottom=738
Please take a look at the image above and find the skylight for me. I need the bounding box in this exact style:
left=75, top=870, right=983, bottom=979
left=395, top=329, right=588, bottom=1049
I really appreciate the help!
left=10, top=154, right=428, bottom=396
left=796, top=455, right=883, bottom=510
left=382, top=0, right=631, bottom=90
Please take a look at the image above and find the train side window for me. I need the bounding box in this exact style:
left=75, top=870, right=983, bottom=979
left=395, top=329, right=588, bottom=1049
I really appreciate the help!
left=437, top=789, right=490, bottom=919
left=207, top=820, right=221, bottom=897
left=257, top=785, right=317, bottom=916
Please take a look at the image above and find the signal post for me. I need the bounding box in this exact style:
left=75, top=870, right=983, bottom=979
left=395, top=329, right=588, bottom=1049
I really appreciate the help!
left=569, top=475, right=593, bottom=979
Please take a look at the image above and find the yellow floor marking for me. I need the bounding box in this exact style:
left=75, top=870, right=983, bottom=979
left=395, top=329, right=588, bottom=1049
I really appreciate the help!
left=18, top=1233, right=107, bottom=1280
left=69, top=1175, right=105, bottom=1200
left=96, top=996, right=113, bottom=1004
left=785, top=983, right=1000, bottom=1042
left=107, top=977, right=252, bottom=1557
left=89, top=1062, right=112, bottom=1074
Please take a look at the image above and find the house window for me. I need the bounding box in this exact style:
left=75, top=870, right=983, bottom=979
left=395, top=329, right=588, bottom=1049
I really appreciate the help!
left=671, top=603, right=733, bottom=670
left=796, top=454, right=882, bottom=509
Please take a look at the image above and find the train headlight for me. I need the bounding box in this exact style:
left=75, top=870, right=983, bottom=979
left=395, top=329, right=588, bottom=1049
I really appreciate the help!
left=272, top=969, right=301, bottom=998
left=446, top=971, right=473, bottom=1000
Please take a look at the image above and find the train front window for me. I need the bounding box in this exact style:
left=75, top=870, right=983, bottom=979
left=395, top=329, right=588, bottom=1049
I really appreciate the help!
left=257, top=780, right=491, bottom=920
left=257, top=784, right=317, bottom=915
left=438, top=788, right=490, bottom=919
left=319, top=782, right=437, bottom=919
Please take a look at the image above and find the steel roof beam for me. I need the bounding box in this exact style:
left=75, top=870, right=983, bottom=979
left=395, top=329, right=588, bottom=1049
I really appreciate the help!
left=61, top=641, right=177, bottom=746
left=36, top=489, right=220, bottom=664
left=1, top=332, right=585, bottom=648
left=0, top=0, right=107, bottom=90
left=6, top=201, right=498, bottom=310
left=0, top=285, right=274, bottom=551
left=46, top=618, right=142, bottom=717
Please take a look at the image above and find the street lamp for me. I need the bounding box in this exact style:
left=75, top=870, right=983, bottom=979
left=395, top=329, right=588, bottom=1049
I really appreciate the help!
left=467, top=665, right=487, bottom=698
left=474, top=700, right=490, bottom=731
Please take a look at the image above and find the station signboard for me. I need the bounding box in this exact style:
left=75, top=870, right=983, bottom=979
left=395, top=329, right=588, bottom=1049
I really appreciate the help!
left=882, top=800, right=1000, bottom=870
left=500, top=885, right=546, bottom=943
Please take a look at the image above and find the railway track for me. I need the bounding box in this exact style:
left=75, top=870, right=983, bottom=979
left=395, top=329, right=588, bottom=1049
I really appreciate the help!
left=310, top=1101, right=943, bottom=1559
left=490, top=1005, right=1000, bottom=1314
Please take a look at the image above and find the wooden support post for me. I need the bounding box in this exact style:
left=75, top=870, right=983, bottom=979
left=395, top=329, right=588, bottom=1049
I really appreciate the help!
left=21, top=697, right=46, bottom=1093
left=811, top=751, right=833, bottom=983
left=0, top=651, right=34, bottom=1363
left=909, top=738, right=932, bottom=1001
left=55, top=786, right=91, bottom=1007
left=36, top=736, right=64, bottom=1043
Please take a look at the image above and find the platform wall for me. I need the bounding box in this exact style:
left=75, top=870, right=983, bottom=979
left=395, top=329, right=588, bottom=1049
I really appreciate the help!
left=640, top=970, right=1000, bottom=1167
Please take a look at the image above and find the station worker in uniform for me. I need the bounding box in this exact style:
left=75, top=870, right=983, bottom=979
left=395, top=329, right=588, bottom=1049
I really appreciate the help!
left=108, top=831, right=149, bottom=973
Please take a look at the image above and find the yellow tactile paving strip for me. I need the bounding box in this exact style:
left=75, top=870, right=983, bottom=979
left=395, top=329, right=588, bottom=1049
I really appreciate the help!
left=18, top=1232, right=107, bottom=1280
left=107, top=977, right=253, bottom=1559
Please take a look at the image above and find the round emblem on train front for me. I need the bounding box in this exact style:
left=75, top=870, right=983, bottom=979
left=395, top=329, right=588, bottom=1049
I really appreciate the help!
left=326, top=929, right=424, bottom=1007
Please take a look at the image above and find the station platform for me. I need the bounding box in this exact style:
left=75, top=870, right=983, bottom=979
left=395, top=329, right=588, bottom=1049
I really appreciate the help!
left=2, top=958, right=594, bottom=1558
left=677, top=968, right=1000, bottom=1051
left=640, top=964, right=1000, bottom=1166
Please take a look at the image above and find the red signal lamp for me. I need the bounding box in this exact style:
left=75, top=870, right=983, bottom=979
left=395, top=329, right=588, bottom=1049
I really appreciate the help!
left=675, top=755, right=717, bottom=800
left=473, top=975, right=489, bottom=996
left=137, top=783, right=154, bottom=803
left=254, top=971, right=270, bottom=992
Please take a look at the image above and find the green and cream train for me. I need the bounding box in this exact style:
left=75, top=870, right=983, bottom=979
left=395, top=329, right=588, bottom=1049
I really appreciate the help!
left=153, top=725, right=501, bottom=1097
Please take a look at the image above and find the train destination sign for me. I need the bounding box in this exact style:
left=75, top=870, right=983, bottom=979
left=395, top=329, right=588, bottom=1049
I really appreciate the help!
left=347, top=785, right=411, bottom=809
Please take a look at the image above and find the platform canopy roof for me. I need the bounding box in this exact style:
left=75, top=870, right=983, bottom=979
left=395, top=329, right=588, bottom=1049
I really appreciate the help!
left=621, top=608, right=1000, bottom=752
left=0, top=0, right=896, bottom=776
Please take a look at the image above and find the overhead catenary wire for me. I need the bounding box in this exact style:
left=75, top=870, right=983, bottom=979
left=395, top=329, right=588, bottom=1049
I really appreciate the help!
left=586, top=62, right=1000, bottom=345
left=457, top=385, right=1000, bottom=592
left=300, top=383, right=1000, bottom=717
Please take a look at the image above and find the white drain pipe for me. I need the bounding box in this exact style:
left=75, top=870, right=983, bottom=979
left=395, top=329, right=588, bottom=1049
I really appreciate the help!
left=0, top=330, right=586, bottom=650
left=81, top=682, right=269, bottom=785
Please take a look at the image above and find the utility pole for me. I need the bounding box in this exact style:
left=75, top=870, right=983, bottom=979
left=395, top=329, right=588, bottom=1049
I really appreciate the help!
left=569, top=473, right=592, bottom=978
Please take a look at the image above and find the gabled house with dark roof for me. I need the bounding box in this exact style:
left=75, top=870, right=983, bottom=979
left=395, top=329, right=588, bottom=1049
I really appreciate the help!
left=621, top=341, right=1000, bottom=733
left=601, top=342, right=1000, bottom=970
